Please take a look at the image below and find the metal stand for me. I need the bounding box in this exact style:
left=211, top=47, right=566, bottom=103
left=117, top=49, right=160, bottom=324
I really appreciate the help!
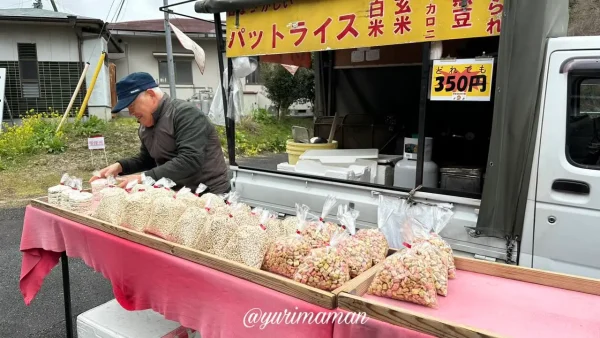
left=415, top=42, right=431, bottom=187
left=61, top=252, right=74, bottom=338
left=3, top=96, right=15, bottom=126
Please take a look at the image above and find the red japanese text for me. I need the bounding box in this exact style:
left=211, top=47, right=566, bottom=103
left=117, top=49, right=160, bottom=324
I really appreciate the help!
left=486, top=0, right=503, bottom=34
left=337, top=14, right=360, bottom=40
left=313, top=18, right=333, bottom=44
left=452, top=0, right=472, bottom=29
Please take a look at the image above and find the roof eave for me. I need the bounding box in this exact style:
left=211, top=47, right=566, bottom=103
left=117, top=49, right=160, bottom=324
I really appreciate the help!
left=0, top=15, right=104, bottom=26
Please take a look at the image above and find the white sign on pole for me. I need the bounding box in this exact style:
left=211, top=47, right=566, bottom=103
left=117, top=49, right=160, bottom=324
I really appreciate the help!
left=0, top=68, right=6, bottom=130
left=88, top=136, right=106, bottom=150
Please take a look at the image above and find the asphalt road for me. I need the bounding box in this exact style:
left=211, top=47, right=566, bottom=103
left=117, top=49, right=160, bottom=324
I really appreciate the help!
left=0, top=207, right=114, bottom=337
left=0, top=155, right=286, bottom=337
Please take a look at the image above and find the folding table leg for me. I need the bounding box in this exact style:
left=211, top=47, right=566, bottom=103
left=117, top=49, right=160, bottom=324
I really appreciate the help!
left=61, top=252, right=74, bottom=338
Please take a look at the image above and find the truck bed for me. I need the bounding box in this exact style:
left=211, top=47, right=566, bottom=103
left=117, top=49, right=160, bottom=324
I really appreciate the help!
left=231, top=166, right=515, bottom=262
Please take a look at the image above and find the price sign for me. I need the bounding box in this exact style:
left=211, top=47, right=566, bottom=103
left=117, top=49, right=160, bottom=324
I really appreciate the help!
left=430, top=58, right=494, bottom=102
left=88, top=136, right=106, bottom=150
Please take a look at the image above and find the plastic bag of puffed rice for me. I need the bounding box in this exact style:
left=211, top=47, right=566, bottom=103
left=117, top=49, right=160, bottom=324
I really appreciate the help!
left=223, top=210, right=272, bottom=268
left=293, top=229, right=350, bottom=291
left=367, top=248, right=438, bottom=308
left=120, top=182, right=154, bottom=232
left=335, top=205, right=373, bottom=278
left=262, top=204, right=312, bottom=278
left=47, top=173, right=71, bottom=205
left=92, top=176, right=127, bottom=225
left=144, top=192, right=188, bottom=242
left=303, top=195, right=339, bottom=248
left=172, top=206, right=210, bottom=248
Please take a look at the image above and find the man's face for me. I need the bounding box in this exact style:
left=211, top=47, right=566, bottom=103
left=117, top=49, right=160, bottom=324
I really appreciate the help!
left=128, top=89, right=160, bottom=127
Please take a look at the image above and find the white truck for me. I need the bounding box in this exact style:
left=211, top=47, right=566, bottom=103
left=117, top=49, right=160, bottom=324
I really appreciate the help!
left=196, top=0, right=600, bottom=279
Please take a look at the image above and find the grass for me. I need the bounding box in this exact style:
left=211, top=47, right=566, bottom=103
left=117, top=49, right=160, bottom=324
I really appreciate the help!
left=0, top=109, right=312, bottom=207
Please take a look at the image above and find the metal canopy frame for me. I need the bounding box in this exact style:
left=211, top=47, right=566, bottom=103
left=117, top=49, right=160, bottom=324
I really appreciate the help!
left=159, top=1, right=236, bottom=166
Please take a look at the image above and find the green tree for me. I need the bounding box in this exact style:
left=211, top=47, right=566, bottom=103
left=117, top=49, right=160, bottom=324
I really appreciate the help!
left=261, top=63, right=315, bottom=119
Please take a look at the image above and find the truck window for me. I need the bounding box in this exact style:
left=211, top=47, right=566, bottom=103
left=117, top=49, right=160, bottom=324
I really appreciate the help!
left=567, top=77, right=600, bottom=168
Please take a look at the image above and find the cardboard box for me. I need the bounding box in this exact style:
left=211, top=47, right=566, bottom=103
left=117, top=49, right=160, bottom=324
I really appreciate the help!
left=77, top=299, right=199, bottom=338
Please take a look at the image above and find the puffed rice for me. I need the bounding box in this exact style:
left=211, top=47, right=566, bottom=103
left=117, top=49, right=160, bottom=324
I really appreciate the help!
left=367, top=249, right=438, bottom=308
left=354, top=229, right=389, bottom=265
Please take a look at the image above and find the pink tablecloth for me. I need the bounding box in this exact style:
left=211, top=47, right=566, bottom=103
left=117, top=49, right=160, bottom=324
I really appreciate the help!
left=19, top=206, right=334, bottom=338
left=336, top=271, right=600, bottom=338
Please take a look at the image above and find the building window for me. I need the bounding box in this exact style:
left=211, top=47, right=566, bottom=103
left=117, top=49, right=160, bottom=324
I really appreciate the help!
left=17, top=43, right=40, bottom=98
left=567, top=76, right=600, bottom=168
left=158, top=60, right=193, bottom=85
left=246, top=56, right=261, bottom=85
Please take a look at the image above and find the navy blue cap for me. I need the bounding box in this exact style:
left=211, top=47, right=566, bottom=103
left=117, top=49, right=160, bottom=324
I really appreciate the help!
left=112, top=72, right=158, bottom=113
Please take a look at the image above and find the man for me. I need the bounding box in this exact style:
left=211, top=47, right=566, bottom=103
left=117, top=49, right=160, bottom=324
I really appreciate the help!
left=91, top=72, right=230, bottom=194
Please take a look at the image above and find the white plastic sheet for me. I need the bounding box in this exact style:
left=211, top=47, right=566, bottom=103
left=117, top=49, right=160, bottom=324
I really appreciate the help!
left=208, top=57, right=257, bottom=126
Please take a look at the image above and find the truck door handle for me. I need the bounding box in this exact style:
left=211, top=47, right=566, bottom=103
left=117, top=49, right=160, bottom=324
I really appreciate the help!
left=551, top=179, right=590, bottom=195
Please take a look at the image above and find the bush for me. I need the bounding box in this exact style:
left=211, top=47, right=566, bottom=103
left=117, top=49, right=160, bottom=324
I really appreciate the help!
left=0, top=110, right=108, bottom=169
left=252, top=108, right=276, bottom=125
left=261, top=62, right=315, bottom=119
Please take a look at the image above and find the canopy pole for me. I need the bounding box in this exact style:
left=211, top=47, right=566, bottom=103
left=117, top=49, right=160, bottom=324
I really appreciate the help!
left=415, top=42, right=431, bottom=187
left=213, top=13, right=236, bottom=166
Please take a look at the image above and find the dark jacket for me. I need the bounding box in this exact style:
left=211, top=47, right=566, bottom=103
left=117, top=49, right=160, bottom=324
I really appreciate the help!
left=118, top=95, right=230, bottom=194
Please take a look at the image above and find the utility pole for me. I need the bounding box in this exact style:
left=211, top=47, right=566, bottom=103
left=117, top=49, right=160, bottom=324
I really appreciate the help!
left=49, top=0, right=59, bottom=12
left=163, top=0, right=177, bottom=99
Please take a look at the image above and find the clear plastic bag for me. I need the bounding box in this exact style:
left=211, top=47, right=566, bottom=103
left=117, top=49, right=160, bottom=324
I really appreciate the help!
left=336, top=205, right=373, bottom=278
left=132, top=174, right=155, bottom=193
left=91, top=170, right=108, bottom=194
left=174, top=186, right=202, bottom=208
left=92, top=177, right=127, bottom=225
left=408, top=203, right=456, bottom=279
left=378, top=195, right=411, bottom=250
left=354, top=229, right=389, bottom=265
left=304, top=195, right=339, bottom=248
left=60, top=177, right=82, bottom=209
left=67, top=191, right=93, bottom=215
left=225, top=210, right=271, bottom=268
left=367, top=249, right=438, bottom=308
left=144, top=194, right=188, bottom=241
left=262, top=204, right=312, bottom=278
left=200, top=192, right=226, bottom=212
left=293, top=229, right=351, bottom=291
left=402, top=209, right=449, bottom=297
left=48, top=173, right=71, bottom=205
left=172, top=206, right=209, bottom=247
left=120, top=183, right=154, bottom=232
left=147, top=177, right=177, bottom=199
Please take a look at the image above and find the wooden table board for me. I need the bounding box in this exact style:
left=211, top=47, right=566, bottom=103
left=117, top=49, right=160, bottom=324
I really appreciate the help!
left=338, top=251, right=600, bottom=338
left=30, top=198, right=389, bottom=310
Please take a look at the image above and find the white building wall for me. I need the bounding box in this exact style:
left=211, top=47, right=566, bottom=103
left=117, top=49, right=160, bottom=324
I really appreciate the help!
left=83, top=37, right=111, bottom=120
left=0, top=22, right=79, bottom=62
left=109, top=35, right=223, bottom=101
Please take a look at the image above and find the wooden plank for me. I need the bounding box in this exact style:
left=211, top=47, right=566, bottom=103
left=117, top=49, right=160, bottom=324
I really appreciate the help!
left=454, top=256, right=600, bottom=297
left=30, top=198, right=338, bottom=309
left=337, top=293, right=500, bottom=338
left=337, top=251, right=600, bottom=338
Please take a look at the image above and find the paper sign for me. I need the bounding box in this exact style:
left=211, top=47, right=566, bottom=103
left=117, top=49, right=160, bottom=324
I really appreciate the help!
left=88, top=137, right=106, bottom=150
left=225, top=0, right=504, bottom=57
left=430, top=58, right=495, bottom=101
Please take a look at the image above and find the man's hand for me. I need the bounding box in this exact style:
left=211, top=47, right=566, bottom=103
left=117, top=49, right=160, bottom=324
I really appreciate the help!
left=89, top=163, right=123, bottom=183
left=117, top=174, right=142, bottom=188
